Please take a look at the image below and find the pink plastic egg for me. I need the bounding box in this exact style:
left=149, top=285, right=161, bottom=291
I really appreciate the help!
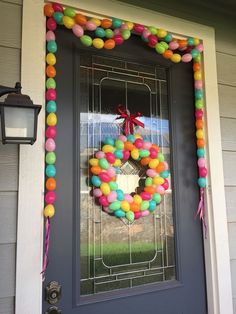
left=134, top=212, right=142, bottom=219
left=141, top=210, right=150, bottom=217
left=163, top=161, right=169, bottom=170
left=134, top=23, right=145, bottom=33
left=197, top=43, right=204, bottom=52
left=149, top=148, right=157, bottom=158
left=46, top=89, right=56, bottom=101
left=52, top=2, right=64, bottom=12
left=162, top=179, right=169, bottom=190
left=195, top=80, right=203, bottom=89
left=140, top=192, right=151, bottom=200
left=99, top=172, right=111, bottom=183
left=199, top=167, right=208, bottom=177
left=195, top=109, right=204, bottom=119
left=146, top=169, right=157, bottom=178
left=182, top=53, right=192, bottom=63
left=93, top=188, right=102, bottom=197
left=124, top=194, right=133, bottom=203
left=198, top=158, right=206, bottom=167
left=114, top=34, right=124, bottom=45
left=47, top=18, right=57, bottom=31
left=114, top=29, right=121, bottom=35
left=107, top=191, right=117, bottom=203
left=123, top=150, right=130, bottom=160
left=99, top=195, right=109, bottom=207
left=169, top=41, right=179, bottom=50
left=143, top=142, right=151, bottom=149
left=148, top=35, right=158, bottom=47
left=45, top=138, right=56, bottom=152
left=95, top=151, right=105, bottom=159
left=107, top=167, right=116, bottom=178
left=156, top=185, right=165, bottom=195
left=46, top=126, right=57, bottom=138
left=106, top=152, right=116, bottom=164
left=72, top=24, right=84, bottom=37
left=86, top=21, right=97, bottom=31
left=134, top=138, right=143, bottom=149
left=118, top=134, right=127, bottom=142
left=45, top=191, right=56, bottom=204
left=142, top=29, right=151, bottom=39
left=46, top=31, right=56, bottom=41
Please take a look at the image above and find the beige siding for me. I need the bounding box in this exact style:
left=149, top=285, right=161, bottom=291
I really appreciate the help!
left=0, top=0, right=21, bottom=312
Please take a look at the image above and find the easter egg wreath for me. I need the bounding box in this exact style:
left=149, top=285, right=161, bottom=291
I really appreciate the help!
left=89, top=133, right=169, bottom=223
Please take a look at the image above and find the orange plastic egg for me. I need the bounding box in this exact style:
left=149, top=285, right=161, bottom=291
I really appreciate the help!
left=46, top=178, right=56, bottom=191
left=151, top=144, right=159, bottom=151
left=124, top=141, right=134, bottom=151
left=91, top=166, right=102, bottom=175
left=178, top=39, right=187, bottom=49
left=156, top=162, right=165, bottom=173
left=101, top=18, right=112, bottom=28
left=75, top=13, right=87, bottom=25
left=44, top=4, right=54, bottom=17
left=46, top=65, right=56, bottom=78
left=130, top=202, right=140, bottom=212
left=144, top=186, right=156, bottom=194
left=163, top=49, right=173, bottom=59
left=196, top=119, right=203, bottom=129
left=197, top=138, right=205, bottom=148
left=193, top=62, right=201, bottom=72
left=140, top=157, right=151, bottom=166
left=104, top=39, right=115, bottom=50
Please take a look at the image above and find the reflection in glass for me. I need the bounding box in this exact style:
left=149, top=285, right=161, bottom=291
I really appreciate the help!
left=80, top=55, right=175, bottom=296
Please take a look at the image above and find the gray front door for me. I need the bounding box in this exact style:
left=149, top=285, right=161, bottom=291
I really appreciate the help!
left=43, top=27, right=207, bottom=314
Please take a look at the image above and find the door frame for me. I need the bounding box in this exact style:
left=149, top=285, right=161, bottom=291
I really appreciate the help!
left=16, top=0, right=233, bottom=313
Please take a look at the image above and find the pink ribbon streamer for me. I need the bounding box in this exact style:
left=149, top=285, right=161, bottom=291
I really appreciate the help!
left=41, top=217, right=51, bottom=281
left=195, top=187, right=207, bottom=238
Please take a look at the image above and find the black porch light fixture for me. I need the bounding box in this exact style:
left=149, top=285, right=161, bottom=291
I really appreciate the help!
left=0, top=82, right=41, bottom=144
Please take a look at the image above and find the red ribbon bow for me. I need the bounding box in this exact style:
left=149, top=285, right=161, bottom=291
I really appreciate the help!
left=116, top=105, right=144, bottom=135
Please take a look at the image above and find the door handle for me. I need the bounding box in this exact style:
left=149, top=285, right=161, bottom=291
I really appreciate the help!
left=45, top=281, right=62, bottom=305
left=45, top=306, right=62, bottom=314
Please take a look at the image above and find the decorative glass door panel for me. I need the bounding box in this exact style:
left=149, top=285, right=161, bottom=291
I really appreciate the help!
left=80, top=54, right=175, bottom=296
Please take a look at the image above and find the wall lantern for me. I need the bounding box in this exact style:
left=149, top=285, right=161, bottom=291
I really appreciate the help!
left=0, top=82, right=41, bottom=144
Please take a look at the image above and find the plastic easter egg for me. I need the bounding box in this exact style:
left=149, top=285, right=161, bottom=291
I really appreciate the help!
left=195, top=109, right=204, bottom=119
left=127, top=134, right=135, bottom=143
left=86, top=20, right=97, bottom=31
left=114, top=34, right=124, bottom=45
left=149, top=200, right=157, bottom=211
left=199, top=167, right=208, bottom=177
left=53, top=11, right=63, bottom=24
left=196, top=119, right=203, bottom=129
left=107, top=191, right=117, bottom=203
left=45, top=191, right=56, bottom=204
left=46, top=65, right=56, bottom=78
left=113, top=159, right=121, bottom=167
left=75, top=14, right=87, bottom=25
left=72, top=24, right=84, bottom=37
left=45, top=138, right=56, bottom=152
left=102, top=144, right=114, bottom=153
left=134, top=138, right=143, bottom=149
left=195, top=90, right=203, bottom=100
left=115, top=139, right=124, bottom=150
left=46, top=100, right=57, bottom=113
left=196, top=129, right=204, bottom=139
left=109, top=201, right=121, bottom=211
left=104, top=39, right=115, bottom=49
left=197, top=43, right=204, bottom=52
left=182, top=53, right=192, bottom=63
left=157, top=152, right=165, bottom=162
left=134, top=211, right=142, bottom=219
left=109, top=181, right=118, bottom=191
left=112, top=18, right=122, bottom=28
left=52, top=2, right=63, bottom=12
left=89, top=158, right=99, bottom=166
left=99, top=195, right=109, bottom=206
left=195, top=80, right=203, bottom=90
left=95, top=27, right=106, bottom=38
left=46, top=53, right=56, bottom=66
left=134, top=23, right=144, bottom=33
left=142, top=142, right=152, bottom=149
left=46, top=164, right=56, bottom=177
left=104, top=137, right=115, bottom=146
left=153, top=176, right=164, bottom=185
left=197, top=148, right=205, bottom=158
left=47, top=113, right=57, bottom=126
left=130, top=202, right=140, bottom=212
left=160, top=41, right=169, bottom=50
left=101, top=19, right=112, bottom=29
left=99, top=158, right=109, bottom=170
left=155, top=43, right=166, bottom=54
left=198, top=177, right=206, bottom=188
left=156, top=162, right=165, bottom=173
left=99, top=172, right=111, bottom=183
left=80, top=35, right=92, bottom=47
left=160, top=170, right=169, bottom=179
left=114, top=150, right=123, bottom=159
left=114, top=209, right=126, bottom=218
left=63, top=16, right=75, bottom=29
left=148, top=26, right=157, bottom=35
left=123, top=150, right=130, bottom=160
left=131, top=149, right=139, bottom=160
left=93, top=188, right=102, bottom=197
left=139, top=150, right=150, bottom=158
left=163, top=49, right=173, bottom=59
left=46, top=88, right=56, bottom=101
left=121, top=200, right=130, bottom=212
left=100, top=183, right=111, bottom=195
left=47, top=41, right=57, bottom=54
left=90, top=17, right=101, bottom=27
left=194, top=70, right=202, bottom=81
left=198, top=157, right=205, bottom=167
left=44, top=204, right=55, bottom=218
left=126, top=211, right=134, bottom=222
left=46, top=31, right=56, bottom=42
left=44, top=4, right=54, bottom=17
left=93, top=38, right=104, bottom=49
left=133, top=194, right=142, bottom=204
left=145, top=177, right=153, bottom=186
left=171, top=53, right=181, bottom=63
left=46, top=78, right=56, bottom=90
left=187, top=37, right=194, bottom=46
left=163, top=161, right=169, bottom=170
left=148, top=35, right=158, bottom=47
left=46, top=126, right=56, bottom=138
left=64, top=7, right=76, bottom=18
left=169, top=41, right=179, bottom=50
left=146, top=169, right=157, bottom=178
left=157, top=185, right=165, bottom=195
left=46, top=178, right=56, bottom=191
left=162, top=179, right=169, bottom=190
left=107, top=167, right=116, bottom=178
left=149, top=148, right=157, bottom=159
left=91, top=166, right=102, bottom=175
left=116, top=189, right=124, bottom=201
left=197, top=139, right=205, bottom=148
left=148, top=159, right=159, bottom=169
left=91, top=175, right=102, bottom=187
left=124, top=194, right=133, bottom=203
left=140, top=200, right=149, bottom=211
left=152, top=193, right=161, bottom=203
left=47, top=17, right=57, bottom=31
left=144, top=186, right=156, bottom=194
left=105, top=152, right=116, bottom=164
left=140, top=192, right=151, bottom=200
left=122, top=29, right=131, bottom=40
left=46, top=152, right=56, bottom=165
left=114, top=29, right=121, bottom=35
left=191, top=48, right=199, bottom=58
left=164, top=33, right=173, bottom=42
left=157, top=29, right=167, bottom=38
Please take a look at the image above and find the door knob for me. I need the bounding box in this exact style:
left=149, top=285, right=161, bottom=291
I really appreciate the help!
left=45, top=306, right=62, bottom=314
left=45, top=281, right=62, bottom=305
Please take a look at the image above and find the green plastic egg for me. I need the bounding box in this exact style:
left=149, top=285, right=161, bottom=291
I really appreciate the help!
left=141, top=201, right=149, bottom=211
left=80, top=35, right=93, bottom=47
left=46, top=78, right=56, bottom=89
left=152, top=193, right=161, bottom=203
left=64, top=7, right=76, bottom=18
left=115, top=139, right=124, bottom=150
left=145, top=177, right=153, bottom=186
left=126, top=211, right=134, bottom=222
left=139, top=150, right=150, bottom=158
left=109, top=181, right=118, bottom=190
left=109, top=201, right=121, bottom=211
left=99, top=158, right=109, bottom=170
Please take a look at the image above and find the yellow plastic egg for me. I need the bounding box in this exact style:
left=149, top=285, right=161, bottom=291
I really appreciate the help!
left=125, top=21, right=134, bottom=30
left=194, top=38, right=200, bottom=45
left=149, top=159, right=159, bottom=169
left=100, top=183, right=110, bottom=195
left=133, top=194, right=142, bottom=204
left=134, top=134, right=142, bottom=139
left=157, top=28, right=167, bottom=38
left=47, top=113, right=57, bottom=126
left=102, top=144, right=115, bottom=153
left=194, top=71, right=202, bottom=81
left=63, top=16, right=75, bottom=29
left=196, top=129, right=204, bottom=139
left=89, top=158, right=99, bottom=166
left=153, top=176, right=165, bottom=185
left=44, top=204, right=55, bottom=218
left=121, top=200, right=130, bottom=212
left=90, top=17, right=101, bottom=26
left=171, top=53, right=181, bottom=63
left=46, top=53, right=56, bottom=66
left=93, top=38, right=104, bottom=49
left=131, top=149, right=139, bottom=160
left=113, top=159, right=121, bottom=167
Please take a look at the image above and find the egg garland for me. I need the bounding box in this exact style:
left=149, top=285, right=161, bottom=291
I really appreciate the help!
left=42, top=2, right=208, bottom=278
left=90, top=134, right=169, bottom=222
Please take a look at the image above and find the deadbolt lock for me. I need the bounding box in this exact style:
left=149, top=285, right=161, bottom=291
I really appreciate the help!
left=45, top=306, right=62, bottom=314
left=45, top=281, right=62, bottom=305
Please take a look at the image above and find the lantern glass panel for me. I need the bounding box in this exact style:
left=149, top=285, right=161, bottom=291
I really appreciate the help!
left=4, top=106, right=35, bottom=138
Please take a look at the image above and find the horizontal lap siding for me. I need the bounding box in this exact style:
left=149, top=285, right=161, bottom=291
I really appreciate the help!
left=0, top=0, right=21, bottom=313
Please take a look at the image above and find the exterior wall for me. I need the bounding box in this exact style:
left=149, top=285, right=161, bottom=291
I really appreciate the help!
left=0, top=0, right=22, bottom=312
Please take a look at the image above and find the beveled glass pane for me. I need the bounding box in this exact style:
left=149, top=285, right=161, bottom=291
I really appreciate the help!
left=80, top=55, right=175, bottom=296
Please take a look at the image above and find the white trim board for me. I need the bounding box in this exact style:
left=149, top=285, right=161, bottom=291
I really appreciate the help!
left=16, top=0, right=233, bottom=313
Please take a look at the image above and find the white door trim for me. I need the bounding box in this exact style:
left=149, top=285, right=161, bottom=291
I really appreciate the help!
left=16, top=0, right=233, bottom=313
